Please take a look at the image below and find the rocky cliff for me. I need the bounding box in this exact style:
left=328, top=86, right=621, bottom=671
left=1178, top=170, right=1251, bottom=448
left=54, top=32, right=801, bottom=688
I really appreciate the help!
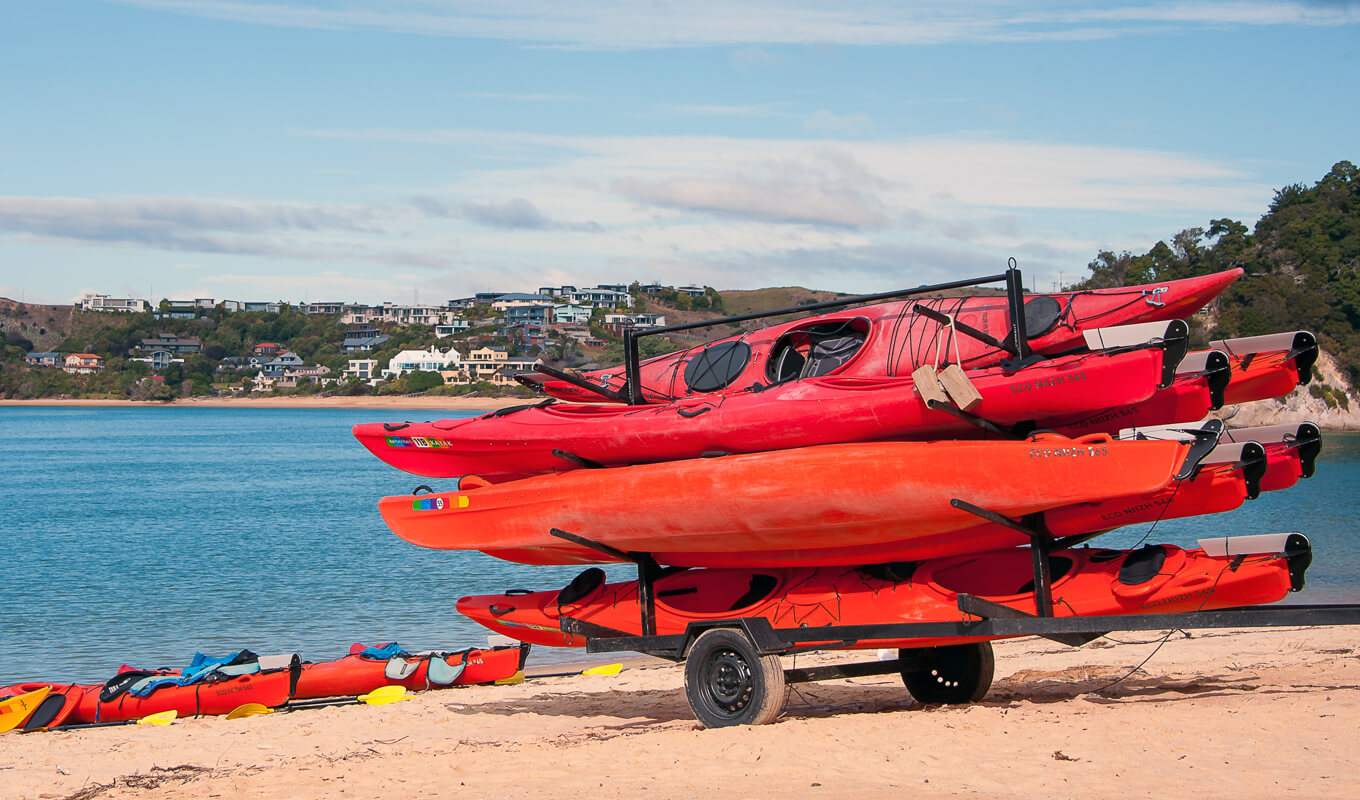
left=1214, top=348, right=1360, bottom=431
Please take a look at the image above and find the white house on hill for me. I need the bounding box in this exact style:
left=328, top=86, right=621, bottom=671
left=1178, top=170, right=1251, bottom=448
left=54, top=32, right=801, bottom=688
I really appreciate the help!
left=381, top=346, right=464, bottom=380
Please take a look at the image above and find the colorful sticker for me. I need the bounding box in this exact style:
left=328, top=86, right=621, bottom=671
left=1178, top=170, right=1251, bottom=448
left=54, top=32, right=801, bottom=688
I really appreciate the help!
left=386, top=436, right=457, bottom=449
left=410, top=496, right=470, bottom=511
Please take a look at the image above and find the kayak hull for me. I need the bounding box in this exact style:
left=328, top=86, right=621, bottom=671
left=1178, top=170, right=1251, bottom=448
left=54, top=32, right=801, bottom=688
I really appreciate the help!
left=379, top=435, right=1188, bottom=566
left=603, top=434, right=1308, bottom=569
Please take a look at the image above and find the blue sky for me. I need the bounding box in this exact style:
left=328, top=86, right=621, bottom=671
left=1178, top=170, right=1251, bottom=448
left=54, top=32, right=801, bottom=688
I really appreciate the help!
left=1, top=1, right=1357, bottom=306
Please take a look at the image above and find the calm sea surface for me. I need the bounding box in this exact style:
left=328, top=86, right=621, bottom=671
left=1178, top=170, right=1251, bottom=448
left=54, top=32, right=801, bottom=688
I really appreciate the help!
left=2, top=407, right=1358, bottom=684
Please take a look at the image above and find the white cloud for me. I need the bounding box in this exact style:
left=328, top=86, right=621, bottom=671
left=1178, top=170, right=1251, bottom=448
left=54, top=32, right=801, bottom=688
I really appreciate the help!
left=5, top=126, right=1277, bottom=299
left=113, top=1, right=1360, bottom=48
left=0, top=195, right=458, bottom=267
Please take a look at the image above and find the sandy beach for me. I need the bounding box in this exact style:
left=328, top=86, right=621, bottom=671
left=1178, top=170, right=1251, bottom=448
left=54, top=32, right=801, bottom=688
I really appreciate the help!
left=2, top=625, right=1356, bottom=799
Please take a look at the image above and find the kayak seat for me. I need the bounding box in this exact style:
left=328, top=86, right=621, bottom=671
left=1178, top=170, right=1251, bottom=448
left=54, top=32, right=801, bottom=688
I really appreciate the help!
left=1118, top=545, right=1168, bottom=586
left=801, top=330, right=865, bottom=378
left=558, top=568, right=607, bottom=606
left=766, top=320, right=868, bottom=385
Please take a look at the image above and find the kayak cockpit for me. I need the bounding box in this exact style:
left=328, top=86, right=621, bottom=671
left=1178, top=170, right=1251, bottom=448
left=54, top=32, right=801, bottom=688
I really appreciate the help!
left=765, top=317, right=870, bottom=386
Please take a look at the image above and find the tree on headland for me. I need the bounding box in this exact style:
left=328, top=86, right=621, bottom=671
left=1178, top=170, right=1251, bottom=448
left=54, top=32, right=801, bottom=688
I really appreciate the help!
left=1074, top=160, right=1360, bottom=385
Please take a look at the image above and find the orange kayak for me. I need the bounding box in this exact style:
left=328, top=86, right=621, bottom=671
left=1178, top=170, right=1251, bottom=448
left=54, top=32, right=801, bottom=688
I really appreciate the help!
left=679, top=424, right=1313, bottom=568
left=1211, top=331, right=1317, bottom=405
left=294, top=644, right=526, bottom=700
left=379, top=433, right=1189, bottom=567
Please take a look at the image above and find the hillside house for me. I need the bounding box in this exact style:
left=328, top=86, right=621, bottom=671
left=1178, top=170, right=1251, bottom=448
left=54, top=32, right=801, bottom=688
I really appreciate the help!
left=136, top=333, right=201, bottom=354
left=603, top=313, right=667, bottom=334
left=538, top=285, right=631, bottom=308
left=434, top=319, right=473, bottom=338
left=77, top=294, right=149, bottom=313
left=381, top=346, right=464, bottom=379
left=552, top=304, right=593, bottom=325
left=63, top=354, right=104, bottom=374
left=300, top=301, right=346, bottom=315
left=463, top=347, right=537, bottom=382
left=22, top=352, right=62, bottom=367
left=341, top=325, right=390, bottom=353
left=129, top=350, right=184, bottom=371
left=260, top=351, right=305, bottom=377
left=343, top=359, right=379, bottom=382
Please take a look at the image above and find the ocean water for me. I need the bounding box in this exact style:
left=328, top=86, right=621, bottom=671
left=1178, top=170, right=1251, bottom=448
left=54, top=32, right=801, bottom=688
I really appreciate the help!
left=1, top=407, right=1357, bottom=684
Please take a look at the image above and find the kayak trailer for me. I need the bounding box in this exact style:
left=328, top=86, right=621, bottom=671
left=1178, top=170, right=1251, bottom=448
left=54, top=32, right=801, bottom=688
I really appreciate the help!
left=548, top=528, right=1360, bottom=728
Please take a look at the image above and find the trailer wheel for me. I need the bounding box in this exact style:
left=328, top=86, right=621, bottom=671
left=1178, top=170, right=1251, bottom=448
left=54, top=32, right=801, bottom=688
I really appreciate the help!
left=683, top=628, right=786, bottom=728
left=899, top=641, right=994, bottom=704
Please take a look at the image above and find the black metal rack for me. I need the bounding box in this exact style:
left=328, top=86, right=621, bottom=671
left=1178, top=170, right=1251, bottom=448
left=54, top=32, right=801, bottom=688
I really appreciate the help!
left=543, top=264, right=1035, bottom=405
left=544, top=525, right=1360, bottom=727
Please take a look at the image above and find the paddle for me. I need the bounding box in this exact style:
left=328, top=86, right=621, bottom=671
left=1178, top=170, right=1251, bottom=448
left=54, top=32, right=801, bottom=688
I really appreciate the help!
left=49, top=709, right=178, bottom=731
left=282, top=685, right=412, bottom=711
left=0, top=686, right=52, bottom=734
left=497, top=663, right=624, bottom=684
left=225, top=703, right=274, bottom=719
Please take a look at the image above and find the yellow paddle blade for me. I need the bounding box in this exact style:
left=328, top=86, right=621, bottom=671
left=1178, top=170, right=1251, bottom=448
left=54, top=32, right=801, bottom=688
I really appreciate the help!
left=494, top=671, right=526, bottom=685
left=136, top=710, right=178, bottom=726
left=0, top=686, right=52, bottom=734
left=225, top=703, right=273, bottom=720
left=582, top=664, right=622, bottom=676
left=357, top=686, right=410, bottom=705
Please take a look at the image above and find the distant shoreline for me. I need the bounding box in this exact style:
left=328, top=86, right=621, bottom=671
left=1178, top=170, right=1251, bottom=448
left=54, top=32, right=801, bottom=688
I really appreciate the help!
left=0, top=395, right=518, bottom=411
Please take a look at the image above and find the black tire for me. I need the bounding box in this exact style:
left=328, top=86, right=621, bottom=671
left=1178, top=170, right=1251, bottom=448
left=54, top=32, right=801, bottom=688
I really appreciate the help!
left=900, top=641, right=995, bottom=704
left=683, top=628, right=786, bottom=728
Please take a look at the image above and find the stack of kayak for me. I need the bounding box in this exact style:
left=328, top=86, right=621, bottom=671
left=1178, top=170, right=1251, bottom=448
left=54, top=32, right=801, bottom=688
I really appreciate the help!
left=0, top=641, right=526, bottom=731
left=355, top=266, right=1321, bottom=654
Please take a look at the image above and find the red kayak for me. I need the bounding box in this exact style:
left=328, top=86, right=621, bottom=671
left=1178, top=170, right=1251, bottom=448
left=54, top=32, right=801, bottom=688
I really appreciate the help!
left=379, top=433, right=1189, bottom=567
left=72, top=662, right=299, bottom=724
left=520, top=269, right=1242, bottom=403
left=0, top=683, right=86, bottom=730
left=1018, top=349, right=1225, bottom=437
left=455, top=535, right=1309, bottom=650
left=1038, top=330, right=1313, bottom=438
left=356, top=339, right=1175, bottom=482
left=294, top=644, right=527, bottom=700
left=1211, top=331, right=1317, bottom=405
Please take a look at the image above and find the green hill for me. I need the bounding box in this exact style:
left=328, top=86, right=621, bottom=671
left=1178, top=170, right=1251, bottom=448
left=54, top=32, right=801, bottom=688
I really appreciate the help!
left=1074, top=160, right=1359, bottom=388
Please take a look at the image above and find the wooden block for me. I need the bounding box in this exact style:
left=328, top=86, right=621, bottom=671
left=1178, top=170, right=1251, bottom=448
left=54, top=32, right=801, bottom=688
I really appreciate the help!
left=911, top=364, right=950, bottom=406
left=938, top=364, right=984, bottom=411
